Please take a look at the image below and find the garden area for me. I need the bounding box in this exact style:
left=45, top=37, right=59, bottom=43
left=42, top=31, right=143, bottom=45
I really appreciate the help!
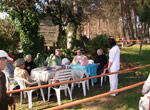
left=1, top=0, right=150, bottom=110
left=13, top=44, right=150, bottom=110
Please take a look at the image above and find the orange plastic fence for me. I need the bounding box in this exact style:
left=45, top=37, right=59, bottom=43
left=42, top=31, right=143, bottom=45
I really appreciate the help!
left=8, top=65, right=150, bottom=110
left=47, top=81, right=145, bottom=110
left=7, top=65, right=150, bottom=94
left=117, top=40, right=141, bottom=42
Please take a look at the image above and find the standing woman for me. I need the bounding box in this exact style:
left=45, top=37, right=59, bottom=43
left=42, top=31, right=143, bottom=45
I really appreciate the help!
left=0, top=50, right=15, bottom=110
left=107, top=38, right=120, bottom=96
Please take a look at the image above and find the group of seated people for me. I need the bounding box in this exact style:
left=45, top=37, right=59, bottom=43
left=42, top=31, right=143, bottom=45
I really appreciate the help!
left=4, top=48, right=108, bottom=85
left=51, top=49, right=107, bottom=69
left=3, top=54, right=37, bottom=80
left=1, top=48, right=108, bottom=103
left=3, top=49, right=108, bottom=92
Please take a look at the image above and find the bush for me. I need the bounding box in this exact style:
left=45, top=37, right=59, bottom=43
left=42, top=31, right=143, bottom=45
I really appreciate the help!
left=87, top=34, right=108, bottom=59
left=61, top=48, right=74, bottom=62
left=9, top=7, right=44, bottom=58
left=34, top=53, right=45, bottom=67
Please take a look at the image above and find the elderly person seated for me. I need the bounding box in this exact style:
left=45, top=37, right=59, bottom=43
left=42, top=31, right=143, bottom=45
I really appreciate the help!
left=14, top=58, right=34, bottom=85
left=24, top=54, right=37, bottom=76
left=72, top=50, right=87, bottom=64
left=50, top=49, right=62, bottom=67
left=14, top=58, right=43, bottom=100
left=3, top=55, right=15, bottom=79
left=95, top=49, right=108, bottom=75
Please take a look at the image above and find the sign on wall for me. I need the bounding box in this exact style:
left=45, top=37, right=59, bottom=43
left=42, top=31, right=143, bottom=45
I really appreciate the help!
left=39, top=16, right=59, bottom=46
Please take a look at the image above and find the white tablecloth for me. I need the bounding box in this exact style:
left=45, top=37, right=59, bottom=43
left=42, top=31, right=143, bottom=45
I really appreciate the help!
left=31, top=67, right=56, bottom=83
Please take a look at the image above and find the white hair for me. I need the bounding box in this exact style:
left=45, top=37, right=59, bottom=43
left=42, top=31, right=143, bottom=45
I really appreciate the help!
left=97, top=49, right=103, bottom=53
left=25, top=54, right=32, bottom=60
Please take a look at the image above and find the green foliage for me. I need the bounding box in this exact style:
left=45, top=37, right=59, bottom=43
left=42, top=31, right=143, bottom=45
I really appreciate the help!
left=0, top=19, right=19, bottom=52
left=61, top=48, right=74, bottom=61
left=0, top=35, right=9, bottom=51
left=45, top=53, right=54, bottom=66
left=87, top=34, right=108, bottom=59
left=137, top=2, right=150, bottom=23
left=34, top=53, right=46, bottom=67
left=88, top=34, right=108, bottom=53
left=59, top=34, right=67, bottom=49
left=8, top=5, right=44, bottom=57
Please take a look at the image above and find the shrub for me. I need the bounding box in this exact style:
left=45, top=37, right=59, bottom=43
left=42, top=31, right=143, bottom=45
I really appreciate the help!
left=87, top=34, right=108, bottom=59
left=61, top=48, right=74, bottom=62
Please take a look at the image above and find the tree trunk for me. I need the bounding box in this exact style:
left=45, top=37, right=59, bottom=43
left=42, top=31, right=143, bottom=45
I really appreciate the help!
left=139, top=34, right=145, bottom=56
left=87, top=22, right=90, bottom=39
left=133, top=8, right=138, bottom=38
left=148, top=24, right=150, bottom=36
left=125, top=13, right=130, bottom=41
left=56, top=0, right=62, bottom=48
left=139, top=0, right=145, bottom=55
left=96, top=18, right=100, bottom=35
left=141, top=0, right=144, bottom=5
left=119, top=0, right=126, bottom=39
left=124, top=0, right=135, bottom=41
left=73, top=0, right=77, bottom=14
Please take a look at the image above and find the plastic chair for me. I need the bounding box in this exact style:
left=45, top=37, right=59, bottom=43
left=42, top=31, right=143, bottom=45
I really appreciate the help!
left=15, top=77, right=45, bottom=108
left=101, top=68, right=108, bottom=87
left=71, top=69, right=89, bottom=96
left=88, top=59, right=94, bottom=64
left=101, top=62, right=109, bottom=87
left=5, top=76, right=18, bottom=96
left=47, top=69, right=73, bottom=105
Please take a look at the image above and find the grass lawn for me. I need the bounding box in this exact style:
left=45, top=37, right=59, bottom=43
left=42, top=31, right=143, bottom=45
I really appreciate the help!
left=14, top=44, right=150, bottom=110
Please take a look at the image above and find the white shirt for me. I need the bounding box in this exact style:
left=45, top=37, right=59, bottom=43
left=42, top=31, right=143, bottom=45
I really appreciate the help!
left=109, top=45, right=120, bottom=71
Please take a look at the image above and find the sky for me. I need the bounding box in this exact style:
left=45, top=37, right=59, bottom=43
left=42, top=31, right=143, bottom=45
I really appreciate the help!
left=0, top=12, right=8, bottom=19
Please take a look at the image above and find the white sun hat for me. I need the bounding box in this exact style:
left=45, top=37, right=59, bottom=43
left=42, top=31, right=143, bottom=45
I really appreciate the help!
left=62, top=58, right=70, bottom=65
left=0, top=50, right=13, bottom=61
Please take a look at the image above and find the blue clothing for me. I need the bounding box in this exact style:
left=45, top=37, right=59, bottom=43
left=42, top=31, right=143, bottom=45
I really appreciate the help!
left=3, top=62, right=15, bottom=78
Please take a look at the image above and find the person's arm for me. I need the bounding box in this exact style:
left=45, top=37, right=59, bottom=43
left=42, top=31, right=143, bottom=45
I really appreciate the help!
left=108, top=49, right=115, bottom=72
left=0, top=73, right=14, bottom=106
left=142, top=81, right=150, bottom=95
left=108, top=62, right=112, bottom=73
left=72, top=56, right=77, bottom=64
left=22, top=70, right=33, bottom=83
left=51, top=56, right=57, bottom=66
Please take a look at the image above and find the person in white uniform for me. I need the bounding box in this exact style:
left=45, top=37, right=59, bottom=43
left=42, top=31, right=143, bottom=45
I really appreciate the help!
left=107, top=38, right=120, bottom=96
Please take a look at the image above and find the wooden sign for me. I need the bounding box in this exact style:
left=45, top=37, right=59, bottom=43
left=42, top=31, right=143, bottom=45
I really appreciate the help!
left=39, top=16, right=59, bottom=46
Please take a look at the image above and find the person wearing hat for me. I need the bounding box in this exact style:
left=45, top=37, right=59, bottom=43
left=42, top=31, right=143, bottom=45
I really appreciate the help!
left=50, top=49, right=62, bottom=67
left=62, top=58, right=71, bottom=69
left=0, top=50, right=15, bottom=110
